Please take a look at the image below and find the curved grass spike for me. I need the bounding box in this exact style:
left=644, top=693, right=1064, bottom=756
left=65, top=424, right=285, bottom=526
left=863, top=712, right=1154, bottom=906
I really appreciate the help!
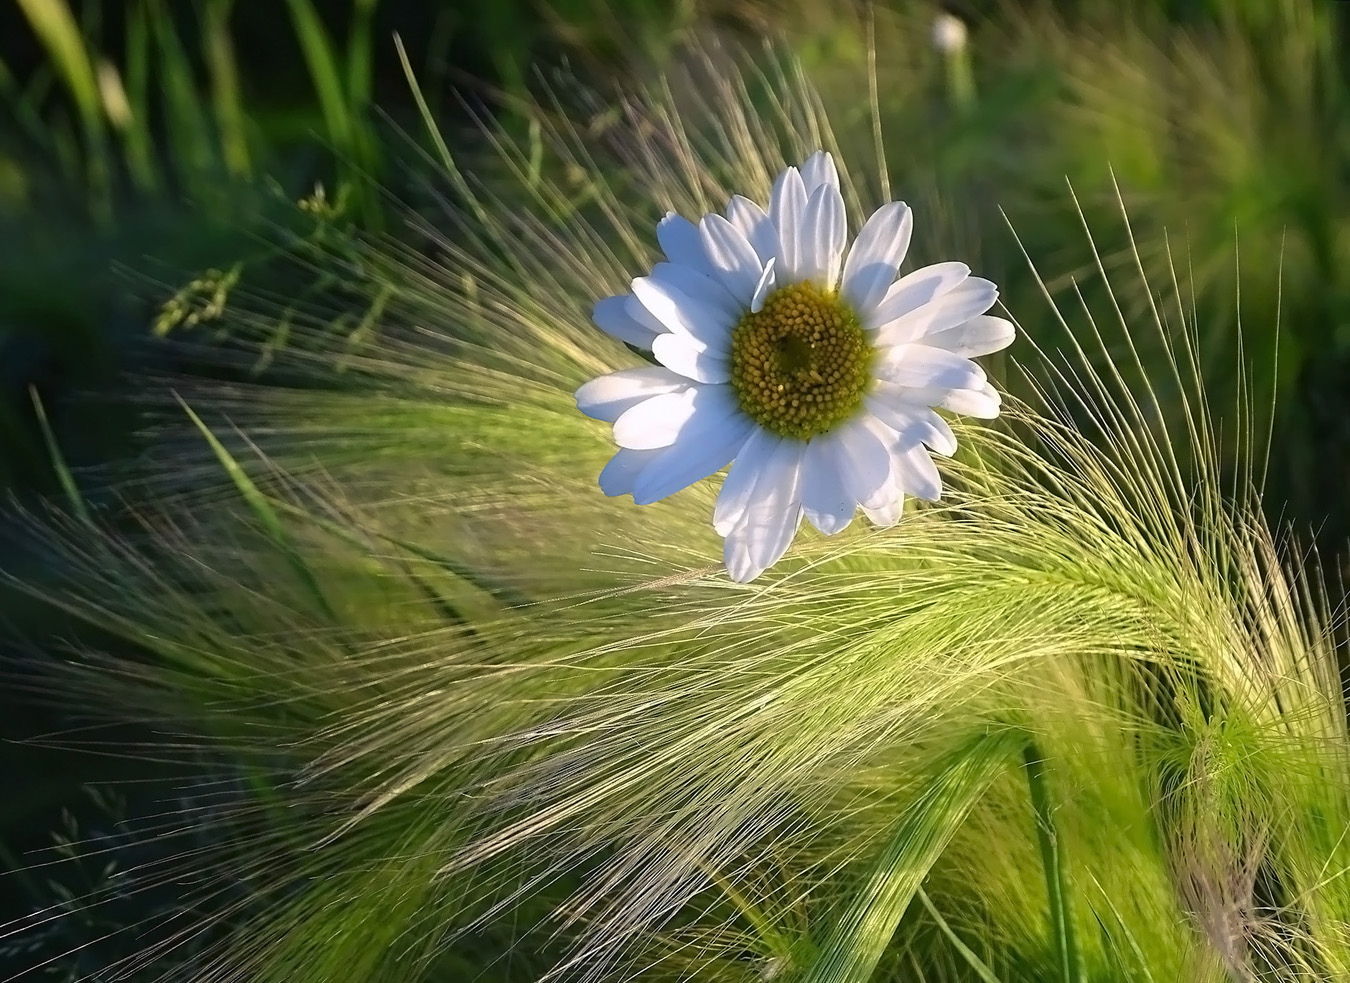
left=801, top=730, right=1024, bottom=983
left=798, top=734, right=1086, bottom=983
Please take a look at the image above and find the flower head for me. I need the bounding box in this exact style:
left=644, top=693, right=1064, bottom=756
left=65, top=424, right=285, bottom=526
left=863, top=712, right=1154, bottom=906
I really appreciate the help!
left=576, top=151, right=1013, bottom=581
left=932, top=11, right=970, bottom=54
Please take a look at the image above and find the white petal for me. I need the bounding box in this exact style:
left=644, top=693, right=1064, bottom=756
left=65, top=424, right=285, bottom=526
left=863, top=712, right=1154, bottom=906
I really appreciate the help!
left=797, top=183, right=846, bottom=289
left=800, top=432, right=854, bottom=535
left=863, top=393, right=959, bottom=455
left=893, top=441, right=943, bottom=501
left=632, top=413, right=756, bottom=505
left=898, top=383, right=1002, bottom=419
left=860, top=416, right=930, bottom=512
left=863, top=390, right=917, bottom=434
left=652, top=333, right=731, bottom=384
left=612, top=389, right=695, bottom=450
left=699, top=213, right=766, bottom=306
left=832, top=417, right=894, bottom=510
left=623, top=294, right=671, bottom=340
left=657, top=212, right=713, bottom=275
left=876, top=345, right=988, bottom=391
left=726, top=195, right=777, bottom=264
left=924, top=413, right=958, bottom=456
left=749, top=258, right=777, bottom=313
left=599, top=447, right=664, bottom=497
left=575, top=366, right=690, bottom=422
left=919, top=277, right=1000, bottom=332
left=714, top=428, right=779, bottom=536
left=613, top=384, right=742, bottom=452
left=593, top=295, right=662, bottom=349
left=921, top=314, right=1015, bottom=357
left=799, top=150, right=839, bottom=192
left=839, top=202, right=913, bottom=316
left=862, top=495, right=905, bottom=528
left=876, top=276, right=998, bottom=346
left=647, top=261, right=742, bottom=322
left=870, top=261, right=971, bottom=331
left=632, top=273, right=736, bottom=353
left=723, top=439, right=806, bottom=582
left=769, top=166, right=807, bottom=283
left=941, top=383, right=1002, bottom=418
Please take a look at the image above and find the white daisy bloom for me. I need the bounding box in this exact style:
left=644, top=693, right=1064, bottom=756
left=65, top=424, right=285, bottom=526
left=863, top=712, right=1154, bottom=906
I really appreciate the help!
left=576, top=151, right=1014, bottom=582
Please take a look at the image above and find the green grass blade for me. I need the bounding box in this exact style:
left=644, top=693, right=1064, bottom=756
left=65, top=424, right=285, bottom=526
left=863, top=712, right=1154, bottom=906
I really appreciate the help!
left=393, top=33, right=488, bottom=228
left=374, top=531, right=534, bottom=610
left=284, top=0, right=383, bottom=225
left=120, top=0, right=159, bottom=191
left=177, top=394, right=336, bottom=622
left=15, top=0, right=109, bottom=218
left=802, top=730, right=1023, bottom=983
left=703, top=865, right=798, bottom=967
left=13, top=0, right=100, bottom=129
left=346, top=0, right=379, bottom=113
left=1087, top=882, right=1157, bottom=983
left=177, top=395, right=285, bottom=545
left=202, top=0, right=251, bottom=178
left=914, top=888, right=1005, bottom=983
left=28, top=387, right=90, bottom=526
left=282, top=0, right=353, bottom=156
left=148, top=0, right=215, bottom=196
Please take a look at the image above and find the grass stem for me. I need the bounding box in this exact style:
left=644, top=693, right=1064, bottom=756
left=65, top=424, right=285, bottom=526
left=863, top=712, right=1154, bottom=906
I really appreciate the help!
left=1023, top=742, right=1083, bottom=983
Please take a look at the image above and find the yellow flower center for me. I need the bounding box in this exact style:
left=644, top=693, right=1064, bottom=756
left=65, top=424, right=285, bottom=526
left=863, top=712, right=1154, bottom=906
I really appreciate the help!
left=729, top=282, right=874, bottom=440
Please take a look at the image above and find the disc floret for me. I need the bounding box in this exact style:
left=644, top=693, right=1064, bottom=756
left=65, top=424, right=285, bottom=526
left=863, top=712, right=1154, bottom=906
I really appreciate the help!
left=729, top=282, right=874, bottom=440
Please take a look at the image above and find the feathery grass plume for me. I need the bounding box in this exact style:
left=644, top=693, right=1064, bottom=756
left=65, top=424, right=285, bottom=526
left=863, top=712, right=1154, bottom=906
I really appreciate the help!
left=6, top=9, right=1350, bottom=983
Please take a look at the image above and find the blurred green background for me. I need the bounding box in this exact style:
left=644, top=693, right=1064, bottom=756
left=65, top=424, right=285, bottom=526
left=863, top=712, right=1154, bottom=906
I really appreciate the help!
left=1, top=0, right=1347, bottom=977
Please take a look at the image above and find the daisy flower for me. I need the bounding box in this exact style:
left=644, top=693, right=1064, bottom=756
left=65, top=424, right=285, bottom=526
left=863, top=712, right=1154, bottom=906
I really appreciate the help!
left=575, top=151, right=1013, bottom=581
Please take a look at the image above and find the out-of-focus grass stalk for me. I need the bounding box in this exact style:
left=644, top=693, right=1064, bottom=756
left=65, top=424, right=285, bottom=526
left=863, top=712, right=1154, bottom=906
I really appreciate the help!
left=148, top=0, right=218, bottom=199
left=282, top=0, right=382, bottom=228
left=14, top=0, right=111, bottom=220
left=120, top=0, right=160, bottom=192
left=283, top=0, right=356, bottom=160
left=202, top=0, right=253, bottom=179
left=347, top=0, right=379, bottom=124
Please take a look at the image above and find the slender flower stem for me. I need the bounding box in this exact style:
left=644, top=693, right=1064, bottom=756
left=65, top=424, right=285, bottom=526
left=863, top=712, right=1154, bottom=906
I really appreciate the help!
left=1023, top=742, right=1083, bottom=983
left=944, top=49, right=977, bottom=113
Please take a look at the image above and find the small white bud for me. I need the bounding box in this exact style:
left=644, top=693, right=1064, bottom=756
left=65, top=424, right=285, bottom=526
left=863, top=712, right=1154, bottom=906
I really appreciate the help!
left=932, top=11, right=969, bottom=54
